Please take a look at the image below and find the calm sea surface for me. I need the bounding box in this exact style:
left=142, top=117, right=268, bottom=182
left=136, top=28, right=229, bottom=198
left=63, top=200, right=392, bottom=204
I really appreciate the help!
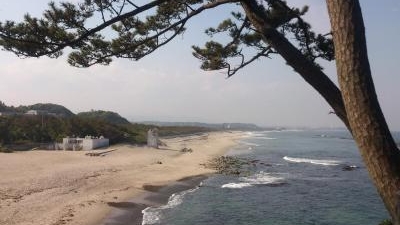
left=142, top=130, right=396, bottom=225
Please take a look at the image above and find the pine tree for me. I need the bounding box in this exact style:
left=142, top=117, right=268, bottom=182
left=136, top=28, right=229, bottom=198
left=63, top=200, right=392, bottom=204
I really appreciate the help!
left=0, top=0, right=398, bottom=222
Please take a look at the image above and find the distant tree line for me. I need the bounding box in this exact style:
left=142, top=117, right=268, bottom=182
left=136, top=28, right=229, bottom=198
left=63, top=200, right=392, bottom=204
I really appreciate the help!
left=0, top=101, right=74, bottom=117
left=0, top=114, right=150, bottom=147
left=77, top=110, right=131, bottom=125
left=0, top=102, right=216, bottom=150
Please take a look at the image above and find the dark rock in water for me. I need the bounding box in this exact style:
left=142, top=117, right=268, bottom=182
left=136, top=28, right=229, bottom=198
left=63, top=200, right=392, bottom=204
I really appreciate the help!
left=252, top=182, right=287, bottom=188
left=342, top=165, right=358, bottom=171
left=259, top=162, right=272, bottom=167
left=264, top=182, right=287, bottom=187
left=204, top=156, right=274, bottom=175
left=204, top=156, right=249, bottom=175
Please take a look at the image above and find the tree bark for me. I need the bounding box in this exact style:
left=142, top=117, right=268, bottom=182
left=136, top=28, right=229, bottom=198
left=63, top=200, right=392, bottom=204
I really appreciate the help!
left=240, top=0, right=350, bottom=130
left=326, top=0, right=400, bottom=223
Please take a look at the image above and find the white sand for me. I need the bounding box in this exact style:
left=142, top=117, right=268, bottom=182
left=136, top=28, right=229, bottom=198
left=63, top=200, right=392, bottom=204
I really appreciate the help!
left=0, top=132, right=242, bottom=225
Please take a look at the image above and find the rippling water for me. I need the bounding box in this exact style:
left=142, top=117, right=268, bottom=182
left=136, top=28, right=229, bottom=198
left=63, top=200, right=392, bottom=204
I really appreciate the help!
left=143, top=130, right=392, bottom=225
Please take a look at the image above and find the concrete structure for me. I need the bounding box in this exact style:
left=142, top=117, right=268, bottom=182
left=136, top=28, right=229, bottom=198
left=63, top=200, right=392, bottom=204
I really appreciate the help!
left=62, top=136, right=109, bottom=151
left=147, top=128, right=159, bottom=148
left=40, top=142, right=64, bottom=150
left=26, top=110, right=45, bottom=115
left=25, top=110, right=60, bottom=117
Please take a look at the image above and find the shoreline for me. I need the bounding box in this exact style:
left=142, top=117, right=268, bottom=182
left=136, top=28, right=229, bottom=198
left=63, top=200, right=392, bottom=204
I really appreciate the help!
left=0, top=131, right=243, bottom=225
left=98, top=131, right=243, bottom=225
left=100, top=174, right=209, bottom=225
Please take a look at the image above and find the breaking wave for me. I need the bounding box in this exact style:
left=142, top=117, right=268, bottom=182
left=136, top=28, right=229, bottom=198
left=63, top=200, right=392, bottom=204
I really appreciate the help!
left=283, top=156, right=341, bottom=166
left=251, top=136, right=277, bottom=140
left=239, top=141, right=260, bottom=147
left=221, top=172, right=285, bottom=189
left=142, top=187, right=199, bottom=225
left=221, top=183, right=253, bottom=189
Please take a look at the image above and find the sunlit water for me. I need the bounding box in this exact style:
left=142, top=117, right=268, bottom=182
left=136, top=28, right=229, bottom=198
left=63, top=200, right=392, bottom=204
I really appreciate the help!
left=142, top=130, right=393, bottom=225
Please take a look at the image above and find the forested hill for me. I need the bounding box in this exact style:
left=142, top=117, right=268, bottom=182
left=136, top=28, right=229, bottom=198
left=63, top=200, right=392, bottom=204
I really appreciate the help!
left=22, top=103, right=74, bottom=117
left=77, top=110, right=131, bottom=125
left=0, top=102, right=145, bottom=148
left=0, top=101, right=232, bottom=151
left=0, top=101, right=74, bottom=117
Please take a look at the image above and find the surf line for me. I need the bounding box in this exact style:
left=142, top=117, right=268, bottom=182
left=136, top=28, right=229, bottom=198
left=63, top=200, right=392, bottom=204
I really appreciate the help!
left=283, top=156, right=341, bottom=166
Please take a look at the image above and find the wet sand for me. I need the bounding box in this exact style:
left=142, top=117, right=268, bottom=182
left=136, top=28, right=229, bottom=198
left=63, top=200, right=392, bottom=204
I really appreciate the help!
left=101, top=175, right=208, bottom=225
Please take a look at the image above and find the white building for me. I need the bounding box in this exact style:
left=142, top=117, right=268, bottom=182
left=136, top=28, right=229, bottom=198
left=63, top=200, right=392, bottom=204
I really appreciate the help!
left=26, top=110, right=46, bottom=115
left=147, top=128, right=159, bottom=148
left=26, top=110, right=38, bottom=115
left=62, top=136, right=109, bottom=151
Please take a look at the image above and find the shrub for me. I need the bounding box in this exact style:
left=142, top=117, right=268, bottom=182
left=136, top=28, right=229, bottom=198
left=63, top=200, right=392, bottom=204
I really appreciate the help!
left=0, top=146, right=13, bottom=153
left=379, top=219, right=393, bottom=225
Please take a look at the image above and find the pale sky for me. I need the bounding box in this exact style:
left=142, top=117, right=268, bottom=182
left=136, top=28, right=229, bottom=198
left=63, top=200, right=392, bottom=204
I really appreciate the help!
left=0, top=1, right=399, bottom=130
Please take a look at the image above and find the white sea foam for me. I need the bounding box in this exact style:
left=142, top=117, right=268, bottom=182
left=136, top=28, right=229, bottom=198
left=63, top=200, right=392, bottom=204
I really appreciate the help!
left=239, top=171, right=285, bottom=185
left=221, top=183, right=252, bottom=189
left=221, top=172, right=285, bottom=189
left=258, top=130, right=279, bottom=133
left=239, top=141, right=260, bottom=147
left=142, top=187, right=199, bottom=225
left=243, top=132, right=255, bottom=137
left=142, top=208, right=161, bottom=225
left=283, top=156, right=341, bottom=166
left=252, top=136, right=277, bottom=140
left=282, top=129, right=304, bottom=132
left=243, top=132, right=268, bottom=137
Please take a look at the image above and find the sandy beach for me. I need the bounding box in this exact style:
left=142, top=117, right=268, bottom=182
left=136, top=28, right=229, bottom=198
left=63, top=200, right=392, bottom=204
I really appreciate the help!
left=0, top=132, right=241, bottom=225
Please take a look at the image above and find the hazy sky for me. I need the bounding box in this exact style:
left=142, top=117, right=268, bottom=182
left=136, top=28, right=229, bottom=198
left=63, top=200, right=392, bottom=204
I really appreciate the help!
left=0, top=1, right=399, bottom=129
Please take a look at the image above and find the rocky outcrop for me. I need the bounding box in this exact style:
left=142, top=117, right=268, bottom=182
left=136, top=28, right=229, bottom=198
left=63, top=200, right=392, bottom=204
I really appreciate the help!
left=203, top=156, right=250, bottom=175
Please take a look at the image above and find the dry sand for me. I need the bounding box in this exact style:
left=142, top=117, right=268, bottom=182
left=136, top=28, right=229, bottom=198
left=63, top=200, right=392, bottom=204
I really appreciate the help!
left=0, top=132, right=242, bottom=225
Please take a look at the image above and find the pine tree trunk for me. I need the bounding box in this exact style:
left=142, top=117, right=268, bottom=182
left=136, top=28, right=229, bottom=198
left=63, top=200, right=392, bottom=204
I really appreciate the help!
left=326, top=0, right=400, bottom=223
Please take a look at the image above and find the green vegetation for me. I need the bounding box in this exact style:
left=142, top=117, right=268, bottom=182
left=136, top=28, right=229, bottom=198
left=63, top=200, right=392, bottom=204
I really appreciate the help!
left=0, top=145, right=13, bottom=153
left=0, top=114, right=149, bottom=146
left=0, top=101, right=8, bottom=111
left=0, top=101, right=147, bottom=147
left=0, top=0, right=398, bottom=222
left=379, top=219, right=393, bottom=225
left=0, top=114, right=214, bottom=149
left=157, top=126, right=214, bottom=137
left=143, top=121, right=261, bottom=131
left=0, top=102, right=216, bottom=150
left=77, top=110, right=130, bottom=125
left=0, top=101, right=74, bottom=117
left=25, top=103, right=74, bottom=117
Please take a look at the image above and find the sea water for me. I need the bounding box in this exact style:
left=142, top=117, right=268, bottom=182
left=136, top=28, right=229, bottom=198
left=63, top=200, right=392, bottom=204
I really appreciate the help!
left=142, top=130, right=393, bottom=225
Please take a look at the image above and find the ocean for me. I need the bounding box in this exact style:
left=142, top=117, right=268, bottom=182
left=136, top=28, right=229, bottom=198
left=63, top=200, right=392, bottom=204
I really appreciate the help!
left=142, top=130, right=392, bottom=225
